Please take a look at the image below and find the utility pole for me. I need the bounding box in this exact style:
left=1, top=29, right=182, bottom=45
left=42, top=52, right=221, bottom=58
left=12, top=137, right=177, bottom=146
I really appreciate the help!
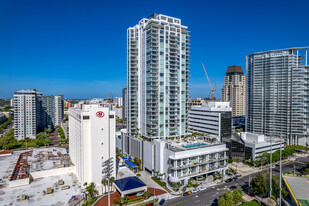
left=270, top=135, right=272, bottom=198
left=279, top=141, right=282, bottom=206
left=248, top=175, right=251, bottom=195
left=108, top=117, right=111, bottom=206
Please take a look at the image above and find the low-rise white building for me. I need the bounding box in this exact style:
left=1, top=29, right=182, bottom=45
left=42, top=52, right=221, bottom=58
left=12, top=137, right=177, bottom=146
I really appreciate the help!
left=228, top=132, right=284, bottom=161
left=188, top=102, right=232, bottom=142
left=239, top=132, right=284, bottom=160
left=69, top=105, right=116, bottom=193
left=117, top=132, right=228, bottom=185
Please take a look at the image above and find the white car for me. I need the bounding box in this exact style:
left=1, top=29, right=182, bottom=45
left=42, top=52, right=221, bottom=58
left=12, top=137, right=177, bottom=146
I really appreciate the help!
left=199, top=186, right=206, bottom=191
left=192, top=189, right=198, bottom=193
left=136, top=192, right=143, bottom=197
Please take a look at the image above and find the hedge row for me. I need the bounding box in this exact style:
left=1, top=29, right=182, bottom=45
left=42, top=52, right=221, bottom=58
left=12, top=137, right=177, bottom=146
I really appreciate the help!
left=151, top=176, right=166, bottom=187
left=127, top=196, right=143, bottom=203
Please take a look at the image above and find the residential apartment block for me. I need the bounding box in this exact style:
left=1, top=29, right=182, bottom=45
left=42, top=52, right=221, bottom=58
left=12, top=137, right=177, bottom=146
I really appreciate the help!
left=14, top=90, right=64, bottom=139
left=221, top=66, right=245, bottom=117
left=246, top=47, right=309, bottom=146
left=69, top=105, right=116, bottom=192
left=127, top=13, right=190, bottom=139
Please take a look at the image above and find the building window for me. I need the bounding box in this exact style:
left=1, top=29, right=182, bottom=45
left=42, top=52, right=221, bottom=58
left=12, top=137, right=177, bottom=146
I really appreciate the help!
left=83, top=116, right=90, bottom=120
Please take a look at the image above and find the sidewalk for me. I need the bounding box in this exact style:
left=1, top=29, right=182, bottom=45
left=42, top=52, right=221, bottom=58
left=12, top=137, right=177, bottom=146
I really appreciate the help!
left=138, top=171, right=166, bottom=190
left=229, top=158, right=295, bottom=177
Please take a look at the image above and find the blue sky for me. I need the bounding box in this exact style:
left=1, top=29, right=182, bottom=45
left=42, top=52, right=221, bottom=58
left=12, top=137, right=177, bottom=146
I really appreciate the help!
left=0, top=0, right=308, bottom=99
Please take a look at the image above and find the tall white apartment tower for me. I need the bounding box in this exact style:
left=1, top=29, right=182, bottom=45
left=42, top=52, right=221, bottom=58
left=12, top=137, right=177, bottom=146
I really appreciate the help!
left=127, top=14, right=190, bottom=139
left=14, top=90, right=42, bottom=139
left=14, top=90, right=64, bottom=139
left=69, top=105, right=116, bottom=191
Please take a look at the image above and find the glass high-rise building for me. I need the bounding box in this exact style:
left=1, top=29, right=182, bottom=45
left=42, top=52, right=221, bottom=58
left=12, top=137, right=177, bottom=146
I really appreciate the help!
left=246, top=47, right=309, bottom=145
left=127, top=14, right=190, bottom=139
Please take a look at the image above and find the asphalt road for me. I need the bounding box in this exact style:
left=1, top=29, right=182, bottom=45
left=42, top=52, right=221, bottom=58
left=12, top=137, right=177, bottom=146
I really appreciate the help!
left=0, top=121, right=13, bottom=137
left=165, top=158, right=308, bottom=206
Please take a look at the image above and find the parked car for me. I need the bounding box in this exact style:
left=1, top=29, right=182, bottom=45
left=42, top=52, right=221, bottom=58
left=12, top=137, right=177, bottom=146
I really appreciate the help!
left=159, top=198, right=165, bottom=205
left=183, top=191, right=191, bottom=196
left=146, top=203, right=154, bottom=206
left=192, top=188, right=198, bottom=193
left=136, top=192, right=143, bottom=197
left=230, top=186, right=237, bottom=190
left=233, top=176, right=238, bottom=180
left=199, top=186, right=206, bottom=191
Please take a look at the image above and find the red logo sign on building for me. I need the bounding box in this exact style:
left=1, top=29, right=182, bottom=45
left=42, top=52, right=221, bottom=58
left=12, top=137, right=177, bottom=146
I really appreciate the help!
left=96, top=111, right=105, bottom=118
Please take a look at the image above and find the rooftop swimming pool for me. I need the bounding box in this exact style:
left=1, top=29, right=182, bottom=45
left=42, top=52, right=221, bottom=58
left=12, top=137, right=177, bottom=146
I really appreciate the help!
left=182, top=143, right=207, bottom=148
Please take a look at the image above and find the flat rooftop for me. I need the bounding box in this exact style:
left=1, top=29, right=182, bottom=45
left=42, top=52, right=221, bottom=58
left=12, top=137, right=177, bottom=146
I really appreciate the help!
left=284, top=175, right=309, bottom=203
left=30, top=148, right=73, bottom=172
left=0, top=150, right=82, bottom=205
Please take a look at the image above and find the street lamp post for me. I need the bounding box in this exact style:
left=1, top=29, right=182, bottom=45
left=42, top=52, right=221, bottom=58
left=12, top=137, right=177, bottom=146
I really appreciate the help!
left=269, top=136, right=273, bottom=198
left=279, top=139, right=282, bottom=206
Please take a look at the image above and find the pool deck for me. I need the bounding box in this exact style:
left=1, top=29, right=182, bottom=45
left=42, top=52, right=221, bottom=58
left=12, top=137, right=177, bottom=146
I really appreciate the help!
left=182, top=143, right=207, bottom=148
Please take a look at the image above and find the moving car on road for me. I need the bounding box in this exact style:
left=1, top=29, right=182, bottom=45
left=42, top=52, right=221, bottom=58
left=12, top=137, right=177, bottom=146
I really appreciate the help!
left=159, top=198, right=165, bottom=205
left=183, top=191, right=191, bottom=196
left=230, top=186, right=237, bottom=190
left=225, top=178, right=233, bottom=183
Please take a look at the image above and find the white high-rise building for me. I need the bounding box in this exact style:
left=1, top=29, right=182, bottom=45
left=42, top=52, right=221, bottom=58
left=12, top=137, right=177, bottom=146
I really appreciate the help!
left=14, top=90, right=64, bottom=139
left=114, top=97, right=123, bottom=107
left=69, top=105, right=116, bottom=191
left=127, top=13, right=190, bottom=139
left=14, top=90, right=41, bottom=139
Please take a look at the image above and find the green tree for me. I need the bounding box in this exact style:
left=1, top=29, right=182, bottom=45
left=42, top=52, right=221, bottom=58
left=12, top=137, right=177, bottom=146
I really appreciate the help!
left=123, top=195, right=129, bottom=204
left=143, top=190, right=151, bottom=199
left=218, top=191, right=234, bottom=206
left=109, top=176, right=115, bottom=191
left=182, top=186, right=187, bottom=193
left=250, top=172, right=288, bottom=198
left=113, top=198, right=119, bottom=205
left=101, top=179, right=108, bottom=194
left=232, top=190, right=243, bottom=204
left=83, top=182, right=99, bottom=201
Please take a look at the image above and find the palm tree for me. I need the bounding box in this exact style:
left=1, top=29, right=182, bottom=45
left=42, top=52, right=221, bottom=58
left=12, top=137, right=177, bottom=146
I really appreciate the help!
left=101, top=178, right=107, bottom=194
left=109, top=176, right=115, bottom=191
left=84, top=182, right=99, bottom=201
left=123, top=195, right=129, bottom=204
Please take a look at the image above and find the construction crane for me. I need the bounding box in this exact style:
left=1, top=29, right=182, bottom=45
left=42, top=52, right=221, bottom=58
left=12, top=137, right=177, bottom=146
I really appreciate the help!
left=202, top=63, right=216, bottom=100
left=107, top=92, right=111, bottom=103
left=105, top=92, right=111, bottom=107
